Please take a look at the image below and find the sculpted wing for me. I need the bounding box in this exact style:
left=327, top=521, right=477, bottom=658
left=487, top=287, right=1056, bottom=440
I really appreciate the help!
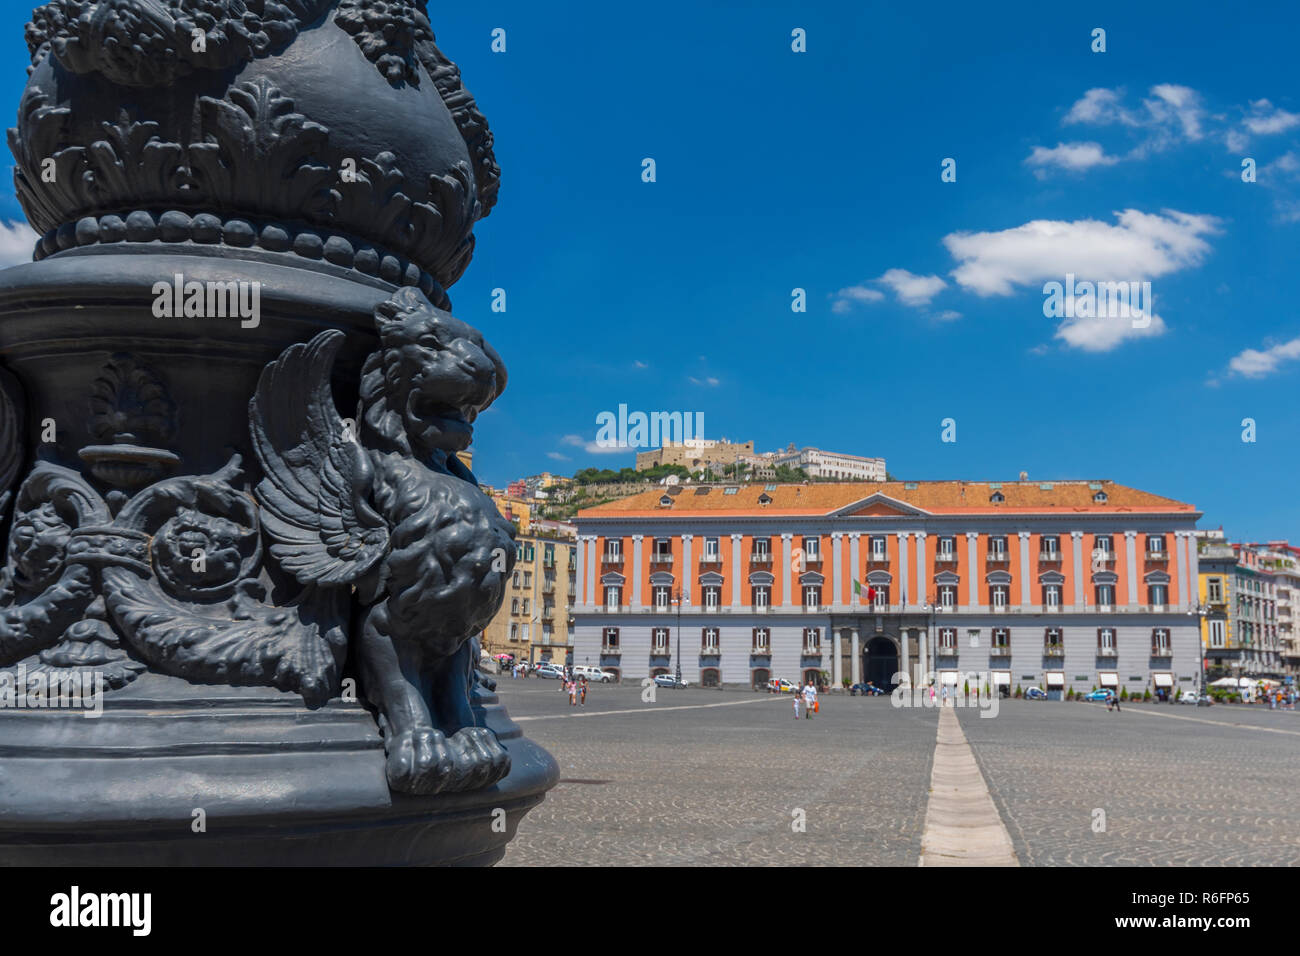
left=250, top=330, right=389, bottom=585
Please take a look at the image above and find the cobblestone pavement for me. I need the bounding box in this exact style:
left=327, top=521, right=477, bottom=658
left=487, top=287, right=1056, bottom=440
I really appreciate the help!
left=499, top=680, right=937, bottom=866
left=957, top=699, right=1300, bottom=866
left=497, top=680, right=1300, bottom=866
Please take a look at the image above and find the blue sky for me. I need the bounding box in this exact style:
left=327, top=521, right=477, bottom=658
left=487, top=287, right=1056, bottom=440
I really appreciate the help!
left=2, top=0, right=1298, bottom=541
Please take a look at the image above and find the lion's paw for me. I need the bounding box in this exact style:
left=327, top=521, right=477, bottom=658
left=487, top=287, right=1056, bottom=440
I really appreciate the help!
left=385, top=726, right=456, bottom=795
left=446, top=726, right=511, bottom=792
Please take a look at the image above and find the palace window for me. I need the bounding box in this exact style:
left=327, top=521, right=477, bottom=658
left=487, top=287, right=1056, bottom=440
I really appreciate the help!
left=937, top=536, right=956, bottom=559
left=1097, top=627, right=1116, bottom=653
left=992, top=627, right=1010, bottom=647
left=1044, top=627, right=1063, bottom=648
left=1093, top=534, right=1113, bottom=557
left=1040, top=535, right=1059, bottom=558
left=1095, top=584, right=1115, bottom=608
left=870, top=536, right=888, bottom=560
left=939, top=584, right=957, bottom=608
left=652, top=538, right=672, bottom=560
left=938, top=627, right=957, bottom=649
left=1043, top=583, right=1062, bottom=608
left=1208, top=620, right=1226, bottom=648
left=1148, top=583, right=1168, bottom=607
left=1146, top=535, right=1167, bottom=556
left=604, top=585, right=621, bottom=609
left=988, top=535, right=1007, bottom=558
left=752, top=537, right=771, bottom=559
left=872, top=585, right=889, bottom=609
left=701, top=628, right=719, bottom=652
left=991, top=584, right=1010, bottom=608
left=603, top=627, right=619, bottom=649
left=804, top=584, right=822, bottom=608
left=1152, top=628, right=1171, bottom=655
left=753, top=584, right=770, bottom=608
left=652, top=627, right=670, bottom=652
left=752, top=627, right=770, bottom=652
left=1207, top=577, right=1223, bottom=603
left=653, top=585, right=671, bottom=609
left=802, top=627, right=821, bottom=652
left=604, top=539, right=621, bottom=560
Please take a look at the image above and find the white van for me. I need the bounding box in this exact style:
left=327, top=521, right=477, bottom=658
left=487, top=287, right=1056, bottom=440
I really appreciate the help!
left=573, top=665, right=613, bottom=683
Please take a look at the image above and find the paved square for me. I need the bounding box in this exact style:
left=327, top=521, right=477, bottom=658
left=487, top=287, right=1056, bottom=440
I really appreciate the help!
left=497, top=680, right=1300, bottom=866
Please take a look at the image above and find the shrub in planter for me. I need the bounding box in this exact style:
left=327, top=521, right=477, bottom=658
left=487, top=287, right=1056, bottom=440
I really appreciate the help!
left=1120, top=687, right=1129, bottom=701
left=1143, top=688, right=1151, bottom=701
left=1015, top=684, right=1022, bottom=698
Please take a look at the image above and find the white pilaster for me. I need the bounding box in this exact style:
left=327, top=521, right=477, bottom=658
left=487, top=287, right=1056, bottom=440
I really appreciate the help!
left=631, top=534, right=643, bottom=607
left=832, top=532, right=843, bottom=609
left=900, top=629, right=911, bottom=685
left=782, top=533, right=794, bottom=608
left=833, top=629, right=843, bottom=686
left=850, top=628, right=861, bottom=684
left=1071, top=531, right=1085, bottom=611
left=966, top=531, right=979, bottom=609
left=1018, top=530, right=1031, bottom=607
left=682, top=534, right=693, bottom=605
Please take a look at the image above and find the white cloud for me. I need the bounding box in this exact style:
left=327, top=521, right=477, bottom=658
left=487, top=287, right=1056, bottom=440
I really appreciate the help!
left=0, top=220, right=37, bottom=268
left=831, top=284, right=885, bottom=313
left=1144, top=84, right=1205, bottom=142
left=1227, top=337, right=1300, bottom=378
left=943, top=209, right=1219, bottom=297
left=933, top=310, right=962, bottom=321
left=876, top=268, right=946, bottom=306
left=546, top=451, right=571, bottom=461
left=1064, top=88, right=1139, bottom=127
left=560, top=433, right=627, bottom=455
left=1242, top=99, right=1300, bottom=136
left=688, top=376, right=720, bottom=387
left=1054, top=309, right=1168, bottom=352
left=1025, top=141, right=1120, bottom=176
left=633, top=360, right=649, bottom=369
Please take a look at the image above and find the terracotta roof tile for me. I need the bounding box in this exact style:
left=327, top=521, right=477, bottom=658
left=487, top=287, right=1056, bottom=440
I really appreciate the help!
left=577, top=480, right=1196, bottom=519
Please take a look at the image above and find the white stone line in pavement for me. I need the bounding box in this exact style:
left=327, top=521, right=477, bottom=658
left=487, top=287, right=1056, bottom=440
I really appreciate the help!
left=1123, top=706, right=1300, bottom=737
left=918, top=704, right=1018, bottom=867
left=511, top=695, right=786, bottom=722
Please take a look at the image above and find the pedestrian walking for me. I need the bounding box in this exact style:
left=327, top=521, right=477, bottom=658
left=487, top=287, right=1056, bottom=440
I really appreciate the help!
left=793, top=690, right=801, bottom=720
left=805, top=681, right=818, bottom=718
left=941, top=684, right=949, bottom=706
left=579, top=676, right=588, bottom=706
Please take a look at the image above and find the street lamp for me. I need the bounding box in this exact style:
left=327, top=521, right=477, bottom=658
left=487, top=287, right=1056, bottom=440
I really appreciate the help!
left=1189, top=602, right=1209, bottom=699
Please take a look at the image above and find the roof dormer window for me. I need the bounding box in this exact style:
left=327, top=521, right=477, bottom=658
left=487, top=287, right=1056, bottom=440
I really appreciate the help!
left=990, top=491, right=1005, bottom=504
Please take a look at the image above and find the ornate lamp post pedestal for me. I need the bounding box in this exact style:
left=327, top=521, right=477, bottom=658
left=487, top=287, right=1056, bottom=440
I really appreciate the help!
left=0, top=0, right=556, bottom=865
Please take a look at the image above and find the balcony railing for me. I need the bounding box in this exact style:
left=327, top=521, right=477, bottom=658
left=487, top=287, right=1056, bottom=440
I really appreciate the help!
left=1043, top=645, right=1065, bottom=657
left=802, top=552, right=823, bottom=564
left=749, top=553, right=772, bottom=565
left=649, top=553, right=674, bottom=565
left=1039, top=551, right=1061, bottom=561
left=1096, top=647, right=1117, bottom=658
left=601, top=644, right=621, bottom=655
left=935, top=552, right=958, bottom=564
left=698, top=553, right=722, bottom=565
left=990, top=646, right=1012, bottom=658
left=801, top=646, right=821, bottom=656
left=1150, top=646, right=1172, bottom=657
left=866, top=552, right=889, bottom=564
left=752, top=644, right=770, bottom=654
left=1146, top=550, right=1169, bottom=560
left=601, top=552, right=623, bottom=564
left=986, top=551, right=1010, bottom=564
left=701, top=645, right=720, bottom=655
left=935, top=644, right=958, bottom=656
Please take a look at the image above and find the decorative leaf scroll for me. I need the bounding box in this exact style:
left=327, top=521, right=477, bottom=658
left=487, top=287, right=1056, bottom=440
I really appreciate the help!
left=190, top=76, right=334, bottom=221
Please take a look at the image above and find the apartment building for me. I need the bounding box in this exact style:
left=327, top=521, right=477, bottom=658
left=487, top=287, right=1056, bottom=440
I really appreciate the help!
left=481, top=532, right=579, bottom=666
left=1198, top=540, right=1287, bottom=678
left=572, top=480, right=1202, bottom=697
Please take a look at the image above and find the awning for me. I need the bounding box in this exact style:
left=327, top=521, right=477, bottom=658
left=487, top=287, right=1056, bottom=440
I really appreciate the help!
left=1098, top=671, right=1119, bottom=687
left=991, top=670, right=1011, bottom=686
left=1045, top=670, right=1065, bottom=687
left=1152, top=672, right=1173, bottom=688
left=939, top=670, right=960, bottom=686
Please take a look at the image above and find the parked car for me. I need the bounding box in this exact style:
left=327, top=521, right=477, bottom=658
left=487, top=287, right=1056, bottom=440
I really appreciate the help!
left=1024, top=687, right=1048, bottom=700
left=850, top=681, right=886, bottom=696
left=1084, top=689, right=1115, bottom=702
left=653, top=673, right=689, bottom=688
left=1179, top=690, right=1199, bottom=704
left=534, top=664, right=565, bottom=680
left=766, top=678, right=798, bottom=694
left=573, top=665, right=613, bottom=682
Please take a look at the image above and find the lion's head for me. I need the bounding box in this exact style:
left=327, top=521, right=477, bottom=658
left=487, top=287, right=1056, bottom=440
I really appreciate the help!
left=361, top=287, right=507, bottom=461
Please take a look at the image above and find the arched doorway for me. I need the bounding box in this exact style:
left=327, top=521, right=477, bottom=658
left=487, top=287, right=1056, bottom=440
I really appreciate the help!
left=864, top=636, right=899, bottom=689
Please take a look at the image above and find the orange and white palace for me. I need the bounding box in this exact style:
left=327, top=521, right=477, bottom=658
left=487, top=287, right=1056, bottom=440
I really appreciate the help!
left=572, top=480, right=1203, bottom=697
